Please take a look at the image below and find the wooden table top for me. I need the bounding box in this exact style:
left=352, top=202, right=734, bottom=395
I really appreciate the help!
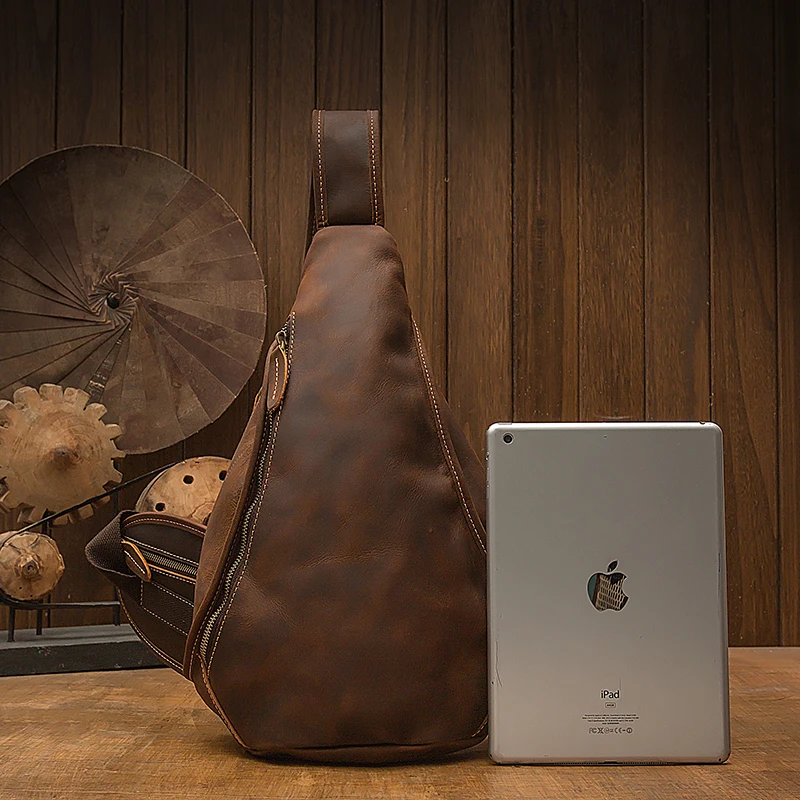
left=2, top=648, right=798, bottom=799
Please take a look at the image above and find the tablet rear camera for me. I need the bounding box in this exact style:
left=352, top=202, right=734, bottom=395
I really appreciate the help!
left=502, top=433, right=514, bottom=444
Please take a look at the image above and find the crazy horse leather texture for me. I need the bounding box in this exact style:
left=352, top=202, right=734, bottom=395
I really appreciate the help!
left=183, top=110, right=488, bottom=763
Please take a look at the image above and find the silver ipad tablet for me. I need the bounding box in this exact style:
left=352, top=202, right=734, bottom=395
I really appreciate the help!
left=487, top=422, right=730, bottom=764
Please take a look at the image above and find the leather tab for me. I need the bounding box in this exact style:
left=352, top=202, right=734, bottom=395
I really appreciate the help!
left=265, top=337, right=288, bottom=412
left=312, top=110, right=383, bottom=231
left=122, top=540, right=152, bottom=582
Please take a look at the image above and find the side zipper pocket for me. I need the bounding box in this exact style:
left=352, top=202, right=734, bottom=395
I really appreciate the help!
left=197, top=315, right=293, bottom=666
left=122, top=539, right=199, bottom=582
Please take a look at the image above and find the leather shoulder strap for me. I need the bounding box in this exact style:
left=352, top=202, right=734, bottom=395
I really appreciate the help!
left=311, top=109, right=383, bottom=231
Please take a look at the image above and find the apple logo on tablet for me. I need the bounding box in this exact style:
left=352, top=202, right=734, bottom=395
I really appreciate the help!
left=587, top=561, right=629, bottom=611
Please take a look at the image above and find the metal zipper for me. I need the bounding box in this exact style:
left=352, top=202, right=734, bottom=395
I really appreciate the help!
left=197, top=320, right=291, bottom=662
left=143, top=550, right=198, bottom=579
left=122, top=540, right=199, bottom=579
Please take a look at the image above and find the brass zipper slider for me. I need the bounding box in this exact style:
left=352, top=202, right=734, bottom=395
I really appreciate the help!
left=265, top=329, right=289, bottom=412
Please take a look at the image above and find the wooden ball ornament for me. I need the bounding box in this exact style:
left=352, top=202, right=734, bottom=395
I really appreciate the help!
left=0, top=530, right=65, bottom=601
left=136, top=456, right=231, bottom=525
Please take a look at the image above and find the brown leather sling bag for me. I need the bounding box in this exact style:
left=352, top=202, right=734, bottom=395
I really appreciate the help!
left=88, top=110, right=488, bottom=763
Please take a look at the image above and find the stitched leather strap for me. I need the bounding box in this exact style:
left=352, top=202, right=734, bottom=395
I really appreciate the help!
left=312, top=110, right=383, bottom=231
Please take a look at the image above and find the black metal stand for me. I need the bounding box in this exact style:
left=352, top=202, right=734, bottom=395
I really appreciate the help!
left=1, top=462, right=176, bottom=642
left=5, top=597, right=122, bottom=643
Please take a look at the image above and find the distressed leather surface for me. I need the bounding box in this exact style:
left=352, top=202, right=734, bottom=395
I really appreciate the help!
left=85, top=111, right=488, bottom=762
left=312, top=109, right=383, bottom=230
left=184, top=110, right=488, bottom=763
left=190, top=225, right=488, bottom=761
left=186, top=372, right=269, bottom=670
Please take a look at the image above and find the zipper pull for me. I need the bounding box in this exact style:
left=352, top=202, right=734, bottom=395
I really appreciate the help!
left=122, top=540, right=152, bottom=583
left=265, top=329, right=289, bottom=412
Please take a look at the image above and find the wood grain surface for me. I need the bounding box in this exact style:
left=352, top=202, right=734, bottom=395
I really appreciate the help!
left=0, top=0, right=57, bottom=631
left=777, top=0, right=800, bottom=647
left=251, top=0, right=314, bottom=344
left=183, top=0, right=253, bottom=461
left=118, top=0, right=188, bottom=508
left=578, top=0, right=644, bottom=423
left=0, top=385, right=123, bottom=526
left=134, top=456, right=229, bottom=524
left=447, top=0, right=512, bottom=450
left=0, top=649, right=798, bottom=799
left=0, top=1, right=798, bottom=645
left=644, top=0, right=710, bottom=422
left=0, top=530, right=64, bottom=601
left=49, top=0, right=122, bottom=626
left=513, top=0, right=579, bottom=422
left=121, top=0, right=186, bottom=163
left=710, top=0, right=778, bottom=647
left=0, top=0, right=56, bottom=178
left=316, top=0, right=381, bottom=110
left=56, top=0, right=122, bottom=147
left=383, top=0, right=448, bottom=386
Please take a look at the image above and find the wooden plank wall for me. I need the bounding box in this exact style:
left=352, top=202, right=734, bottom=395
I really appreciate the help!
left=0, top=0, right=797, bottom=647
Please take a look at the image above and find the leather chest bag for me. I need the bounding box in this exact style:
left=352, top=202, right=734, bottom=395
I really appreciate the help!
left=88, top=110, right=488, bottom=763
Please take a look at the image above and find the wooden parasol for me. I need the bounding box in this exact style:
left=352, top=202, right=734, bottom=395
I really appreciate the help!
left=0, top=146, right=266, bottom=454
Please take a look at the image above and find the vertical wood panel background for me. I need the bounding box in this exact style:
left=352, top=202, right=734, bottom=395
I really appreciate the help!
left=447, top=0, right=512, bottom=446
left=578, top=0, right=644, bottom=424
left=513, top=0, right=578, bottom=424
left=0, top=0, right=58, bottom=631
left=710, top=0, right=778, bottom=646
left=644, top=0, right=709, bottom=424
left=383, top=0, right=447, bottom=385
left=777, top=0, right=800, bottom=647
left=50, top=0, right=122, bottom=626
left=118, top=0, right=187, bottom=513
left=0, top=0, right=796, bottom=646
left=183, top=0, right=253, bottom=461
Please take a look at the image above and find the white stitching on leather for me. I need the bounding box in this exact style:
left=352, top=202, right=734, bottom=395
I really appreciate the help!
left=207, top=313, right=295, bottom=668
left=366, top=112, right=375, bottom=223
left=139, top=584, right=190, bottom=635
left=123, top=537, right=198, bottom=567
left=412, top=318, right=486, bottom=555
left=148, top=580, right=193, bottom=607
left=472, top=714, right=489, bottom=738
left=271, top=349, right=279, bottom=402
left=200, top=657, right=236, bottom=740
left=368, top=112, right=379, bottom=224
left=317, top=112, right=326, bottom=227
left=200, top=659, right=223, bottom=716
left=151, top=566, right=195, bottom=585
left=199, top=659, right=248, bottom=748
left=119, top=594, right=183, bottom=670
